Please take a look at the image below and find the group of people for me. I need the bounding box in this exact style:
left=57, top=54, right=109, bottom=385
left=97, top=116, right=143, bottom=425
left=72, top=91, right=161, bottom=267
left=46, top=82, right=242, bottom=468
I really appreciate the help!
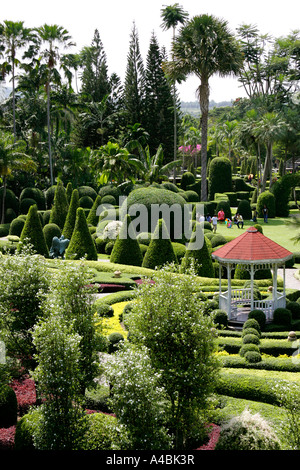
left=196, top=204, right=269, bottom=234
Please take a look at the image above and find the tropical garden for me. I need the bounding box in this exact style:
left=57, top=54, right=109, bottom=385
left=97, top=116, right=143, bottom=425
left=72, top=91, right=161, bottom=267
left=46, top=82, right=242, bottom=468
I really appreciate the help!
left=0, top=4, right=300, bottom=453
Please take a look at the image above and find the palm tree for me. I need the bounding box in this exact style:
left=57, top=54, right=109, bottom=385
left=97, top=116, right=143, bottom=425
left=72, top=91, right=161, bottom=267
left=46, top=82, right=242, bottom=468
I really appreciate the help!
left=0, top=21, right=34, bottom=140
left=165, top=14, right=243, bottom=200
left=160, top=4, right=188, bottom=180
left=253, top=112, right=287, bottom=191
left=35, top=24, right=75, bottom=185
left=0, top=132, right=37, bottom=223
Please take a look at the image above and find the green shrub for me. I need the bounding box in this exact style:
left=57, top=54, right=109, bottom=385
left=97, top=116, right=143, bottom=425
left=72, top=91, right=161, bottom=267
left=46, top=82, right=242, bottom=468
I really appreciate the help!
left=245, top=350, right=262, bottom=363
left=172, top=242, right=186, bottom=263
left=286, top=301, right=300, bottom=320
left=19, top=204, right=49, bottom=257
left=248, top=309, right=266, bottom=331
left=239, top=343, right=260, bottom=357
left=65, top=207, right=98, bottom=261
left=101, top=194, right=117, bottom=206
left=78, top=185, right=97, bottom=201
left=108, top=332, right=124, bottom=353
left=43, top=223, right=61, bottom=249
left=181, top=172, right=195, bottom=190
left=142, top=218, right=177, bottom=269
left=86, top=195, right=102, bottom=226
left=254, top=223, right=263, bottom=233
left=43, top=210, right=51, bottom=225
left=257, top=190, right=276, bottom=218
left=137, top=232, right=152, bottom=246
left=4, top=208, right=16, bottom=223
left=237, top=199, right=252, bottom=219
left=82, top=411, right=121, bottom=450
left=241, top=328, right=261, bottom=338
left=181, top=229, right=215, bottom=278
left=9, top=217, right=25, bottom=237
left=216, top=200, right=231, bottom=220
left=184, top=190, right=199, bottom=202
left=93, top=302, right=114, bottom=318
left=243, top=318, right=261, bottom=333
left=242, top=333, right=260, bottom=345
left=20, top=187, right=45, bottom=210
left=212, top=309, right=228, bottom=329
left=210, top=233, right=227, bottom=248
left=49, top=181, right=69, bottom=229
left=110, top=214, right=143, bottom=267
left=0, top=385, right=18, bottom=427
left=20, top=197, right=36, bottom=214
left=98, top=185, right=121, bottom=201
left=0, top=187, right=19, bottom=216
left=14, top=408, right=41, bottom=451
left=162, top=182, right=180, bottom=193
left=79, top=195, right=94, bottom=209
left=215, top=409, right=280, bottom=450
left=62, top=189, right=79, bottom=240
left=208, top=157, right=232, bottom=200
left=273, top=307, right=292, bottom=327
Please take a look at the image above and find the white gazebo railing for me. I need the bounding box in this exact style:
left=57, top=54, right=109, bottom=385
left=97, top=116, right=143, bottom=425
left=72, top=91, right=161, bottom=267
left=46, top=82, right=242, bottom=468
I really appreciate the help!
left=219, top=288, right=286, bottom=322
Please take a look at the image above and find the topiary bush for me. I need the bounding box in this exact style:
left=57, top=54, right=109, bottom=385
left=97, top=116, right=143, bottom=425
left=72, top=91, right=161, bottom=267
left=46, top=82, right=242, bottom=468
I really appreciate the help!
left=87, top=195, right=102, bottom=226
left=78, top=185, right=97, bottom=201
left=110, top=214, right=143, bottom=267
left=248, top=309, right=266, bottom=331
left=273, top=307, right=292, bottom=327
left=65, top=207, right=98, bottom=261
left=241, top=327, right=260, bottom=338
left=256, top=190, right=276, bottom=219
left=243, top=318, right=261, bottom=334
left=180, top=172, right=195, bottom=190
left=43, top=223, right=61, bottom=249
left=83, top=411, right=121, bottom=450
left=20, top=187, right=45, bottom=210
left=93, top=302, right=114, bottom=318
left=9, top=217, right=25, bottom=237
left=215, top=409, right=281, bottom=450
left=79, top=195, right=94, bottom=209
left=216, top=200, right=231, bottom=220
left=14, top=408, right=41, bottom=451
left=237, top=199, right=252, bottom=220
left=184, top=190, right=199, bottom=202
left=242, top=333, right=260, bottom=345
left=62, top=189, right=79, bottom=240
left=212, top=309, right=228, bottom=329
left=98, top=184, right=121, bottom=201
left=108, top=332, right=124, bottom=353
left=181, top=228, right=215, bottom=278
left=142, top=218, right=177, bottom=269
left=101, top=194, right=117, bottom=206
left=286, top=301, right=300, bottom=320
left=19, top=204, right=49, bottom=257
left=208, top=157, right=232, bottom=200
left=20, top=197, right=37, bottom=214
left=49, top=181, right=69, bottom=229
left=244, top=350, right=262, bottom=363
left=239, top=343, right=260, bottom=357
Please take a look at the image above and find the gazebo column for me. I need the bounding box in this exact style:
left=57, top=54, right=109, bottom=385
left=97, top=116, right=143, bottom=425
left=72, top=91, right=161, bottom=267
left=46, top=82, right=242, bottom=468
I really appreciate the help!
left=250, top=264, right=254, bottom=311
left=227, top=263, right=232, bottom=320
left=273, top=263, right=278, bottom=311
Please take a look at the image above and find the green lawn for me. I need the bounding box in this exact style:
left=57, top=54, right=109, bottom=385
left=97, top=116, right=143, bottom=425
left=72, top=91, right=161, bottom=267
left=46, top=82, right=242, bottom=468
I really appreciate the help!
left=215, top=211, right=300, bottom=254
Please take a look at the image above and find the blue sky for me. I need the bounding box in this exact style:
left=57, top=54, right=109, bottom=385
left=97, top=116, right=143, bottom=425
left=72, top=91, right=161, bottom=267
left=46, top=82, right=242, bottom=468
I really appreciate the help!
left=1, top=0, right=299, bottom=102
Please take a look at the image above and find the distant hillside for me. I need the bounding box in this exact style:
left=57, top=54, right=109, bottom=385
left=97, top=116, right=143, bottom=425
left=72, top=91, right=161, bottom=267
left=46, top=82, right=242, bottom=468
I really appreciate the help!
left=180, top=100, right=233, bottom=116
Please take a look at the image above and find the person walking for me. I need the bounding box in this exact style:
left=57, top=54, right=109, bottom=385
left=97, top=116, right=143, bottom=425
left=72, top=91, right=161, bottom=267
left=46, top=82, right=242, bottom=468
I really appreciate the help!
left=212, top=214, right=218, bottom=233
left=263, top=205, right=268, bottom=223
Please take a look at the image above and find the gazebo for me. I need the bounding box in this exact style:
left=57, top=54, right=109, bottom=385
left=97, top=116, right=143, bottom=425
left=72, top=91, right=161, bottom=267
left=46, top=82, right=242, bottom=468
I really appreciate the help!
left=212, top=226, right=293, bottom=323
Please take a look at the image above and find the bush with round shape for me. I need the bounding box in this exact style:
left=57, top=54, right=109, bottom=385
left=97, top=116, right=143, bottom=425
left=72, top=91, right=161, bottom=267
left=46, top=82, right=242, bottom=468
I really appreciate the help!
left=4, top=208, right=16, bottom=223
left=43, top=223, right=62, bottom=249
left=45, top=185, right=56, bottom=209
left=99, top=184, right=121, bottom=201
left=79, top=195, right=94, bottom=209
left=20, top=197, right=37, bottom=214
left=245, top=350, right=262, bottom=363
left=254, top=223, right=263, bottom=233
left=286, top=301, right=300, bottom=320
left=215, top=409, right=281, bottom=450
left=216, top=200, right=231, bottom=220
left=181, top=172, right=195, bottom=190
left=172, top=242, right=186, bottom=263
left=162, top=182, right=179, bottom=193
left=49, top=181, right=69, bottom=229
left=78, top=185, right=97, bottom=201
left=256, top=190, right=276, bottom=219
left=42, top=210, right=51, bottom=226
left=237, top=199, right=252, bottom=220
left=0, top=187, right=19, bottom=215
left=239, top=343, right=260, bottom=357
left=108, top=332, right=124, bottom=353
left=248, top=309, right=266, bottom=331
left=184, top=190, right=199, bottom=202
left=142, top=218, right=177, bottom=269
left=14, top=408, right=41, bottom=451
left=242, top=327, right=261, bottom=339
left=101, top=194, right=117, bottom=206
left=65, top=207, right=98, bottom=261
left=208, top=157, right=232, bottom=200
left=19, top=204, right=49, bottom=257
left=243, top=318, right=261, bottom=334
left=83, top=412, right=120, bottom=450
left=242, top=333, right=260, bottom=345
left=210, top=233, right=227, bottom=248
left=9, top=217, right=25, bottom=237
left=273, top=307, right=292, bottom=327
left=110, top=214, right=143, bottom=267
left=212, top=309, right=228, bottom=329
left=120, top=187, right=186, bottom=242
left=0, top=385, right=18, bottom=427
left=95, top=237, right=106, bottom=254
left=20, top=187, right=45, bottom=210
left=94, top=302, right=114, bottom=318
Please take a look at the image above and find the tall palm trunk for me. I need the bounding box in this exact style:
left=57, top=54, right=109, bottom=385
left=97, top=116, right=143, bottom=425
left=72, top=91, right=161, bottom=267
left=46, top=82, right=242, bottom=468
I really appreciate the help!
left=46, top=79, right=54, bottom=186
left=199, top=80, right=209, bottom=201
left=262, top=143, right=272, bottom=191
left=1, top=175, right=7, bottom=224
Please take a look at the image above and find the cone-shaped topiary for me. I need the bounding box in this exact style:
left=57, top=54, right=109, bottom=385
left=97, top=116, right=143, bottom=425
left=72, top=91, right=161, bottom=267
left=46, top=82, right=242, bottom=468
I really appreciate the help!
left=49, top=180, right=69, bottom=229
left=19, top=204, right=49, bottom=257
left=65, top=207, right=98, bottom=261
left=86, top=195, right=102, bottom=226
left=142, top=218, right=177, bottom=269
left=110, top=214, right=143, bottom=266
left=66, top=181, right=73, bottom=203
left=62, top=189, right=79, bottom=240
left=181, top=228, right=215, bottom=278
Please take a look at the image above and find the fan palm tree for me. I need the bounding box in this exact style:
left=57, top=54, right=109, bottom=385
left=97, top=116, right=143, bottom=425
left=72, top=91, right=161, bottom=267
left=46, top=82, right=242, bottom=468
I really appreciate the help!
left=35, top=24, right=75, bottom=185
left=160, top=4, right=188, bottom=180
left=165, top=14, right=243, bottom=200
left=0, top=132, right=37, bottom=223
left=0, top=21, right=34, bottom=140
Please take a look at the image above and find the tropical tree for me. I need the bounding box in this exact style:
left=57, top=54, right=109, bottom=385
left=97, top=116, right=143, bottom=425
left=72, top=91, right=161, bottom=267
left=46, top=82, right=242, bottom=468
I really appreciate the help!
left=165, top=14, right=243, bottom=200
left=0, top=131, right=36, bottom=223
left=160, top=4, right=188, bottom=176
left=35, top=24, right=75, bottom=185
left=0, top=21, right=34, bottom=139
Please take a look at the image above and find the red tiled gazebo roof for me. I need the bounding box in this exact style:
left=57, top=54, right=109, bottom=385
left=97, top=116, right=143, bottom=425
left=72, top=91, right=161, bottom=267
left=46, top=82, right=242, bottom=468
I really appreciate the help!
left=212, top=226, right=293, bottom=264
